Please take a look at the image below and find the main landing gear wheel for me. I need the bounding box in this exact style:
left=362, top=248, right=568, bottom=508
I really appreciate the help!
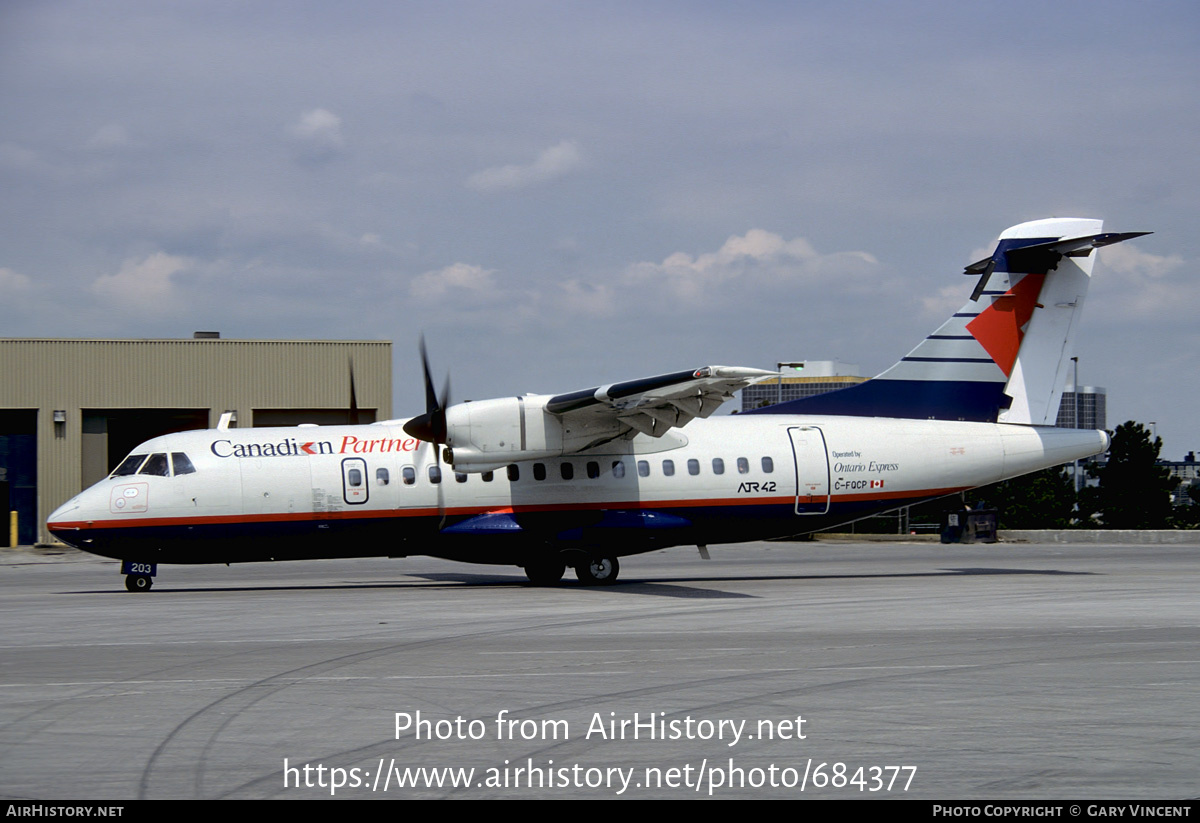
left=125, top=574, right=153, bottom=592
left=524, top=559, right=566, bottom=586
left=575, top=556, right=619, bottom=586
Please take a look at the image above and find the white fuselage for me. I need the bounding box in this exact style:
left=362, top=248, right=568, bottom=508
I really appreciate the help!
left=47, top=414, right=1107, bottom=567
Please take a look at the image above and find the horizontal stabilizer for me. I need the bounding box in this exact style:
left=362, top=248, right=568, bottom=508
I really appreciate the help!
left=965, top=231, right=1151, bottom=300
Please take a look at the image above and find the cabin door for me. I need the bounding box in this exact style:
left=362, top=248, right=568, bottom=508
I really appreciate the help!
left=788, top=426, right=830, bottom=515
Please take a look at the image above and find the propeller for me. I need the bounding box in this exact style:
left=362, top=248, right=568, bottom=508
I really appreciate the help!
left=403, top=336, right=452, bottom=530
left=403, top=336, right=451, bottom=445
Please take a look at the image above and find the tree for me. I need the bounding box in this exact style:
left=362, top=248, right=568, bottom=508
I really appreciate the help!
left=971, top=466, right=1076, bottom=529
left=1079, top=421, right=1176, bottom=529
left=1169, top=482, right=1200, bottom=529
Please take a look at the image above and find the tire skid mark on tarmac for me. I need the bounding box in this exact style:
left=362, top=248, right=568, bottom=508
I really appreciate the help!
left=215, top=612, right=1013, bottom=798
left=233, top=621, right=1179, bottom=799
left=0, top=642, right=302, bottom=780
left=139, top=600, right=748, bottom=799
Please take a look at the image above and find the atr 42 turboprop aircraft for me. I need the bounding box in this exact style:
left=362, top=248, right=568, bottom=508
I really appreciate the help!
left=49, top=218, right=1148, bottom=591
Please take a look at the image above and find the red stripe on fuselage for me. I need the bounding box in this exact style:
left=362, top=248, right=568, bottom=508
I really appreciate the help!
left=47, top=486, right=967, bottom=532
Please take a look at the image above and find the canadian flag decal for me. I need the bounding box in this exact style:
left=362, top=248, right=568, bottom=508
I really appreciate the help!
left=870, top=480, right=884, bottom=489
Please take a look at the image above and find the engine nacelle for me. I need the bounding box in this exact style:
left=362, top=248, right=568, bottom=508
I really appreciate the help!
left=442, top=396, right=566, bottom=472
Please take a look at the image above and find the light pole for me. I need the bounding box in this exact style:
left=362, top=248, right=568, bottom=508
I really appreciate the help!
left=1072, top=357, right=1081, bottom=493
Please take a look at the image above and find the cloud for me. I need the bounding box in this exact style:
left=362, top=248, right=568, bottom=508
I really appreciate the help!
left=1099, top=243, right=1183, bottom=280
left=409, top=262, right=497, bottom=301
left=920, top=283, right=972, bottom=319
left=0, top=142, right=59, bottom=178
left=91, top=252, right=191, bottom=311
left=0, top=267, right=32, bottom=291
left=288, top=108, right=345, bottom=164
left=86, top=123, right=135, bottom=152
left=466, top=140, right=583, bottom=192
left=549, top=279, right=614, bottom=318
left=1091, top=242, right=1191, bottom=321
left=624, top=229, right=880, bottom=304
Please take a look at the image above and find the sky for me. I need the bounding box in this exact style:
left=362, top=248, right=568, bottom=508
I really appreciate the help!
left=1, top=1, right=1196, bottom=456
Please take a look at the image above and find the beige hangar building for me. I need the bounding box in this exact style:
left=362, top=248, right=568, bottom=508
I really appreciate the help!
left=0, top=336, right=392, bottom=546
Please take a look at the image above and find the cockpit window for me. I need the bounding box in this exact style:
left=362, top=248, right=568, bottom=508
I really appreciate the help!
left=111, top=454, right=148, bottom=477
left=139, top=453, right=170, bottom=477
left=171, top=453, right=196, bottom=475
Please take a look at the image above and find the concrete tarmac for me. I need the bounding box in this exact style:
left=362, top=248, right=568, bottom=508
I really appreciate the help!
left=1, top=541, right=1197, bottom=800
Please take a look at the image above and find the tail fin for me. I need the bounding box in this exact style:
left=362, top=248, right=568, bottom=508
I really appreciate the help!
left=748, top=218, right=1149, bottom=423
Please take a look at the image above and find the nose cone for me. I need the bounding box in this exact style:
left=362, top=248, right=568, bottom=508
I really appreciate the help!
left=48, top=496, right=78, bottom=523
left=47, top=495, right=86, bottom=547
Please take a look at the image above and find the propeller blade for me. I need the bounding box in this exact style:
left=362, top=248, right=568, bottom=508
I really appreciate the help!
left=434, top=374, right=451, bottom=443
left=348, top=358, right=360, bottom=426
left=411, top=437, right=447, bottom=531
left=435, top=440, right=447, bottom=531
left=419, top=335, right=438, bottom=418
left=403, top=335, right=451, bottom=444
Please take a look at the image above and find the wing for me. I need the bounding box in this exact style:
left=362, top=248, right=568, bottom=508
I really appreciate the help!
left=545, top=365, right=778, bottom=437
left=434, top=365, right=778, bottom=472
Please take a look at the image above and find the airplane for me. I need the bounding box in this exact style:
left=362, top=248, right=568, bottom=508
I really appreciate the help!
left=47, top=217, right=1148, bottom=592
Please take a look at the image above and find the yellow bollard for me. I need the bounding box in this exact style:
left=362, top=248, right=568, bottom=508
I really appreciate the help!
left=9, top=511, right=16, bottom=548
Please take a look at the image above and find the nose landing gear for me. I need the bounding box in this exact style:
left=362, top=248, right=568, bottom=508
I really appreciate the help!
left=125, top=574, right=153, bottom=592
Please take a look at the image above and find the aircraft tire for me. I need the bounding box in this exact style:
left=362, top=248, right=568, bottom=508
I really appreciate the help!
left=524, top=559, right=566, bottom=586
left=125, top=574, right=153, bottom=592
left=575, top=556, right=619, bottom=586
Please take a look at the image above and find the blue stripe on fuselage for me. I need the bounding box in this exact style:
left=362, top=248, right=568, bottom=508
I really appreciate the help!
left=54, top=493, right=953, bottom=566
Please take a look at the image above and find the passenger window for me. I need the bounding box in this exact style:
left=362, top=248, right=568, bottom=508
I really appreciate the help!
left=662, top=459, right=675, bottom=477
left=534, top=463, right=546, bottom=481
left=762, top=456, right=774, bottom=473
left=688, top=458, right=700, bottom=476
left=560, top=462, right=574, bottom=481
left=612, top=461, right=625, bottom=479
left=428, top=466, right=442, bottom=484
left=171, top=453, right=196, bottom=476
left=482, top=471, right=494, bottom=482
left=737, top=457, right=749, bottom=474
left=507, top=465, right=520, bottom=482
left=348, top=468, right=363, bottom=486
left=587, top=461, right=600, bottom=479
left=637, top=460, right=650, bottom=477
left=455, top=472, right=468, bottom=483
left=376, top=468, right=390, bottom=486
left=712, top=458, right=725, bottom=475
left=139, top=453, right=170, bottom=477
left=402, top=466, right=416, bottom=485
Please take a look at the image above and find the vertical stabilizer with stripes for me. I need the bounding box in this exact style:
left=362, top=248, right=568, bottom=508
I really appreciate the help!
left=747, top=218, right=1148, bottom=423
